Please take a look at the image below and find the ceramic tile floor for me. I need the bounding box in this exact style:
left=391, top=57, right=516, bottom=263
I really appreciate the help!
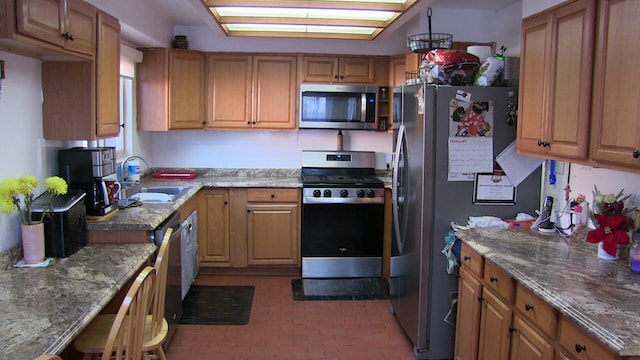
left=165, top=274, right=417, bottom=360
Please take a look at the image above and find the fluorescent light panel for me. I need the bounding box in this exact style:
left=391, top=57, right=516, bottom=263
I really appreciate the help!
left=216, top=7, right=395, bottom=21
left=226, top=23, right=377, bottom=35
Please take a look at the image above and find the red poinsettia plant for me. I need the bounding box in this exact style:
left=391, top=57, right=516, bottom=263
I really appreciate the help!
left=586, top=186, right=636, bottom=256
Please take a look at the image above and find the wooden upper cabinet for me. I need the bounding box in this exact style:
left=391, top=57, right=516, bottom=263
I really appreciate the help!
left=301, top=55, right=375, bottom=83
left=589, top=0, right=640, bottom=171
left=14, top=0, right=96, bottom=56
left=206, top=54, right=297, bottom=130
left=517, top=0, right=595, bottom=161
left=389, top=55, right=406, bottom=87
left=95, top=10, right=120, bottom=137
left=207, top=54, right=252, bottom=128
left=253, top=55, right=297, bottom=129
left=41, top=8, right=119, bottom=140
left=137, top=48, right=206, bottom=130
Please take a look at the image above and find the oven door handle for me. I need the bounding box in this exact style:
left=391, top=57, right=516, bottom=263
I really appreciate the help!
left=392, top=124, right=406, bottom=253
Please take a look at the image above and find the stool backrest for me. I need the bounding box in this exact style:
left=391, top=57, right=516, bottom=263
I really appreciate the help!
left=148, top=227, right=172, bottom=337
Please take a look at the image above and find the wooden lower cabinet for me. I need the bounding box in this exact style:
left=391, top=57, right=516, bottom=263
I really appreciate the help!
left=510, top=315, right=554, bottom=360
left=245, top=188, right=299, bottom=266
left=200, top=189, right=231, bottom=265
left=455, top=245, right=628, bottom=360
left=454, top=266, right=483, bottom=360
left=198, top=188, right=300, bottom=268
left=478, top=287, right=513, bottom=360
left=246, top=202, right=298, bottom=265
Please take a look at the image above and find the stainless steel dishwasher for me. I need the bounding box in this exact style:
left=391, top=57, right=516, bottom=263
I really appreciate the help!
left=151, top=210, right=182, bottom=348
left=181, top=210, right=198, bottom=299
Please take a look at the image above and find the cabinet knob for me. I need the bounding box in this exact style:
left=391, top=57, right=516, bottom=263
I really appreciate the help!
left=537, top=140, right=543, bottom=146
left=490, top=276, right=498, bottom=283
left=525, top=304, right=534, bottom=311
left=271, top=194, right=275, bottom=198
left=247, top=121, right=251, bottom=125
left=247, top=209, right=251, bottom=213
left=202, top=121, right=206, bottom=125
left=575, top=344, right=587, bottom=353
left=224, top=201, right=228, bottom=205
left=334, top=75, right=339, bottom=79
left=477, top=296, right=484, bottom=302
left=464, top=256, right=471, bottom=261
left=633, top=150, right=640, bottom=158
left=509, top=326, right=517, bottom=333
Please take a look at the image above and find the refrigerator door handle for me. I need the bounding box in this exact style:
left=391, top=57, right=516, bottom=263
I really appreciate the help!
left=392, top=124, right=406, bottom=253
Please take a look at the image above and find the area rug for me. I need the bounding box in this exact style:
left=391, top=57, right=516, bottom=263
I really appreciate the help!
left=180, top=285, right=254, bottom=325
left=291, top=278, right=390, bottom=301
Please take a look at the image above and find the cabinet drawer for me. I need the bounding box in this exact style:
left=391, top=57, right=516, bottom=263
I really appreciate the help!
left=460, top=242, right=484, bottom=277
left=558, top=316, right=617, bottom=360
left=246, top=188, right=299, bottom=202
left=515, top=283, right=557, bottom=339
left=483, top=261, right=514, bottom=304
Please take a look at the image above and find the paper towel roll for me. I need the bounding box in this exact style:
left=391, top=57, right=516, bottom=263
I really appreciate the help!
left=467, top=46, right=493, bottom=63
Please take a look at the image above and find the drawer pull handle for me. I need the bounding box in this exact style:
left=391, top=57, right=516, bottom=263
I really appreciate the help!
left=464, top=256, right=471, bottom=261
left=575, top=344, right=587, bottom=353
left=490, top=276, right=498, bottom=283
left=525, top=304, right=534, bottom=311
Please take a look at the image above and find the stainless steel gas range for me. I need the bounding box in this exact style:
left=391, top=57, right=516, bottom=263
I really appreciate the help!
left=300, top=150, right=384, bottom=278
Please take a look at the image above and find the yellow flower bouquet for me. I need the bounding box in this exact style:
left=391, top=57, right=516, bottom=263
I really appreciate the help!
left=0, top=175, right=68, bottom=225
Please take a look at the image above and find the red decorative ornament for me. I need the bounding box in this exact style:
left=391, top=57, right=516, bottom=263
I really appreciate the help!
left=586, top=214, right=631, bottom=256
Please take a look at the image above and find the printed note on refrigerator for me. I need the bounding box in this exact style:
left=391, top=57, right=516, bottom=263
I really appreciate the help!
left=448, top=137, right=494, bottom=174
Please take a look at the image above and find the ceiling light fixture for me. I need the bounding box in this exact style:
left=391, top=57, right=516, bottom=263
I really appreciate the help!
left=202, top=0, right=417, bottom=40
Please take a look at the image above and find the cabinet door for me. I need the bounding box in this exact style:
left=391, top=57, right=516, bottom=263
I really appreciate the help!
left=389, top=55, right=406, bottom=87
left=16, top=0, right=65, bottom=47
left=455, top=266, right=483, bottom=360
left=252, top=55, right=297, bottom=129
left=201, top=190, right=230, bottom=264
left=510, top=315, right=554, bottom=360
left=590, top=0, right=640, bottom=170
left=518, top=0, right=595, bottom=160
left=95, top=11, right=120, bottom=138
left=246, top=203, right=299, bottom=265
left=301, top=56, right=340, bottom=82
left=340, top=56, right=375, bottom=83
left=478, top=288, right=513, bottom=360
left=207, top=54, right=252, bottom=128
left=65, top=0, right=96, bottom=55
left=548, top=0, right=595, bottom=159
left=169, top=50, right=206, bottom=129
left=518, top=13, right=550, bottom=156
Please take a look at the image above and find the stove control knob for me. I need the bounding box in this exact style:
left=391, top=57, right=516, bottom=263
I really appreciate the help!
left=357, top=190, right=365, bottom=198
left=313, top=189, right=321, bottom=197
left=366, top=189, right=376, bottom=198
left=340, top=190, right=348, bottom=197
left=323, top=189, right=332, bottom=197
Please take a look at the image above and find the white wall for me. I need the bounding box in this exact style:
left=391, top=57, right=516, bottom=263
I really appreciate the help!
left=0, top=52, right=47, bottom=251
left=151, top=129, right=393, bottom=169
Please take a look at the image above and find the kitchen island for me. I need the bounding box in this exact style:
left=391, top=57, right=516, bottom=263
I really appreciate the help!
left=0, top=243, right=156, bottom=360
left=456, top=227, right=640, bottom=357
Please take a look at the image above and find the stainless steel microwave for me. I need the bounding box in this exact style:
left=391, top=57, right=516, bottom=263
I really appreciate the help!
left=299, top=84, right=378, bottom=130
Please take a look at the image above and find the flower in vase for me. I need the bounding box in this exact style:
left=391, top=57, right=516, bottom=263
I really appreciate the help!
left=0, top=175, right=68, bottom=225
left=586, top=186, right=636, bottom=257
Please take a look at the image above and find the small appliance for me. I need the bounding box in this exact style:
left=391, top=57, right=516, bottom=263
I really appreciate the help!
left=58, top=147, right=118, bottom=217
left=31, top=189, right=86, bottom=257
left=299, top=84, right=378, bottom=130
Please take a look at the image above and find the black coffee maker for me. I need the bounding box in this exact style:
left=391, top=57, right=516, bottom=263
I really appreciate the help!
left=59, top=147, right=118, bottom=217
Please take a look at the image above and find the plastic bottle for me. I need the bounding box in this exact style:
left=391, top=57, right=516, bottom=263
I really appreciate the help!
left=630, top=231, right=640, bottom=273
left=127, top=160, right=141, bottom=183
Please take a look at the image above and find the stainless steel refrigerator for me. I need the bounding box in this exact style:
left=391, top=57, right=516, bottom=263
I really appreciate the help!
left=390, top=84, right=541, bottom=359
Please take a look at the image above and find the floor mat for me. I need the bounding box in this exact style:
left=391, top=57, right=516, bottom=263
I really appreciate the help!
left=291, top=278, right=390, bottom=301
left=180, top=285, right=254, bottom=325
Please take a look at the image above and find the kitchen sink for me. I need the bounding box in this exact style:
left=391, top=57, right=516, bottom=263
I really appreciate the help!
left=127, top=186, right=192, bottom=204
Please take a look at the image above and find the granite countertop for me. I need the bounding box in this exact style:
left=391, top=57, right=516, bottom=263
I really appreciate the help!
left=0, top=243, right=156, bottom=359
left=86, top=169, right=303, bottom=231
left=455, top=228, right=640, bottom=356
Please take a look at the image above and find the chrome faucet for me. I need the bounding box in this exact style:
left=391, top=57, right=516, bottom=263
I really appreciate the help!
left=118, top=155, right=149, bottom=185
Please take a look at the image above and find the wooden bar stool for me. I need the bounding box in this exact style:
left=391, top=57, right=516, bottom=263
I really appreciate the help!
left=75, top=229, right=172, bottom=360
left=33, top=355, right=63, bottom=360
